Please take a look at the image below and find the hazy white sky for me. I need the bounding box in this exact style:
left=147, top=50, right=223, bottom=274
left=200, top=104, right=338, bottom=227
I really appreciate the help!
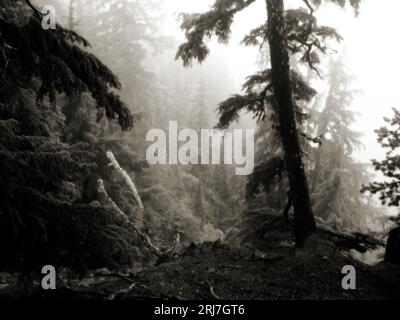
left=162, top=0, right=400, bottom=164
left=318, top=1, right=400, bottom=164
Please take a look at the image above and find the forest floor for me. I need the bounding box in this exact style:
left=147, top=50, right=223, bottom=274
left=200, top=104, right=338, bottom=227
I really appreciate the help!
left=1, top=222, right=400, bottom=300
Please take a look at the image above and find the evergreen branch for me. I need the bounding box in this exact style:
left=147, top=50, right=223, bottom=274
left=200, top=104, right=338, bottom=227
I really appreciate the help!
left=217, top=92, right=271, bottom=129
left=246, top=157, right=285, bottom=197
left=176, top=0, right=256, bottom=66
left=0, top=6, right=133, bottom=131
left=304, top=43, right=323, bottom=79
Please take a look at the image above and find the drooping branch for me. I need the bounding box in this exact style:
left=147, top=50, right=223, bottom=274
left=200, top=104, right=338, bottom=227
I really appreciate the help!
left=176, top=0, right=256, bottom=66
left=0, top=2, right=134, bottom=131
left=241, top=23, right=268, bottom=47
left=217, top=69, right=316, bottom=130
left=216, top=93, right=272, bottom=129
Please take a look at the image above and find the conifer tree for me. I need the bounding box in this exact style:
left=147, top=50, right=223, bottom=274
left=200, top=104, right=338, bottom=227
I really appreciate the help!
left=176, top=0, right=360, bottom=246
left=0, top=0, right=143, bottom=273
left=73, top=0, right=163, bottom=114
left=363, top=109, right=400, bottom=207
left=0, top=117, right=144, bottom=273
left=0, top=0, right=133, bottom=131
left=311, top=57, right=375, bottom=231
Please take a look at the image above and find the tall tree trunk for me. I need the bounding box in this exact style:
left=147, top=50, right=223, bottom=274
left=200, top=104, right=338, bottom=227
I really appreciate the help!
left=266, top=0, right=316, bottom=246
left=310, top=112, right=330, bottom=194
left=311, top=86, right=333, bottom=193
left=68, top=0, right=77, bottom=30
left=311, top=146, right=323, bottom=193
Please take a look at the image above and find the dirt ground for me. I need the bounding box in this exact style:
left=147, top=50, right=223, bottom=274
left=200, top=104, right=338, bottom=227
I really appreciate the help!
left=1, top=229, right=399, bottom=300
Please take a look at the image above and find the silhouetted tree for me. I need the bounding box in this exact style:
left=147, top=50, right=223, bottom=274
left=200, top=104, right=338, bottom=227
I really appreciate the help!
left=312, top=57, right=377, bottom=231
left=176, top=0, right=360, bottom=246
left=363, top=109, right=400, bottom=207
left=0, top=0, right=142, bottom=273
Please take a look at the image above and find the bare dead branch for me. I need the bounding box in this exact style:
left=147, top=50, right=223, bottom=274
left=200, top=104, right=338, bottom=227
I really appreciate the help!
left=206, top=281, right=222, bottom=300
left=106, top=151, right=144, bottom=216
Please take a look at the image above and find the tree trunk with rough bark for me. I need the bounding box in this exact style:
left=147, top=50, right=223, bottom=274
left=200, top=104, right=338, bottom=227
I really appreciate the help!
left=266, top=0, right=316, bottom=246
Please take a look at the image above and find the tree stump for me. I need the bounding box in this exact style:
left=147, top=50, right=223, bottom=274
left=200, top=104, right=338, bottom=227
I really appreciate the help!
left=385, top=227, right=400, bottom=265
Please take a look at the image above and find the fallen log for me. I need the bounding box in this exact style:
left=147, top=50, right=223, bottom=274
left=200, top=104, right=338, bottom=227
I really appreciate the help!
left=385, top=226, right=400, bottom=265
left=106, top=151, right=144, bottom=216
left=316, top=218, right=386, bottom=252
left=97, top=178, right=164, bottom=258
left=99, top=151, right=180, bottom=259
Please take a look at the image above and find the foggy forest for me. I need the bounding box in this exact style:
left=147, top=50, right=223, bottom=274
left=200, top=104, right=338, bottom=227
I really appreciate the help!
left=0, top=0, right=400, bottom=302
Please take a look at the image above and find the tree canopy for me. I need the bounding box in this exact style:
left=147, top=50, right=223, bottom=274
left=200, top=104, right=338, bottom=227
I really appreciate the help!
left=0, top=0, right=133, bottom=130
left=363, top=109, right=400, bottom=207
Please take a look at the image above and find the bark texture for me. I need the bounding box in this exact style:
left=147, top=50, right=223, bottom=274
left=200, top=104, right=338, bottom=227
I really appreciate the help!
left=266, top=0, right=316, bottom=246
